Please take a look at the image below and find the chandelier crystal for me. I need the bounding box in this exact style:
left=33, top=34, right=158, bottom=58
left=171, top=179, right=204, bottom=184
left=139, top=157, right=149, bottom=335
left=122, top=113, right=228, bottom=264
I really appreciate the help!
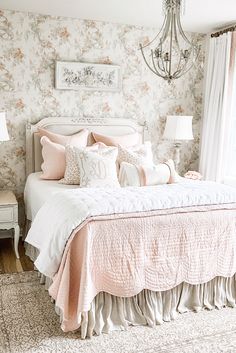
left=139, top=0, right=200, bottom=83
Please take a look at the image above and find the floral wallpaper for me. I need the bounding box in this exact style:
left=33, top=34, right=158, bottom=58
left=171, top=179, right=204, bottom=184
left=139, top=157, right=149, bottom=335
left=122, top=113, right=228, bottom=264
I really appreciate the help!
left=0, top=9, right=206, bottom=226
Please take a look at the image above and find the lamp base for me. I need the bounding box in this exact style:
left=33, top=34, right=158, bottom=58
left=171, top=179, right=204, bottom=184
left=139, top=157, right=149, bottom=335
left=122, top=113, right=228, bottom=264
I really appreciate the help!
left=173, top=142, right=181, bottom=173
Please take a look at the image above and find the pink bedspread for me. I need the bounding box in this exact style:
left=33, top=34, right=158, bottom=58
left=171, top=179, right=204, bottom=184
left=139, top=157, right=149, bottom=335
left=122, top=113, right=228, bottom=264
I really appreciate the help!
left=49, top=204, right=236, bottom=332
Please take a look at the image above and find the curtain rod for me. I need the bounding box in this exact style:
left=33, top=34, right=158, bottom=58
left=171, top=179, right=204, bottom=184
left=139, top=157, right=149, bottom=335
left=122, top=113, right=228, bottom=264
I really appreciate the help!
left=211, top=24, right=236, bottom=38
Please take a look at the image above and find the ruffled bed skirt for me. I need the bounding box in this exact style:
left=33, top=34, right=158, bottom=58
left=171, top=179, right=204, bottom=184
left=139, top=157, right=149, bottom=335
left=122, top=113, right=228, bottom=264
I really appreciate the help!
left=25, top=243, right=236, bottom=339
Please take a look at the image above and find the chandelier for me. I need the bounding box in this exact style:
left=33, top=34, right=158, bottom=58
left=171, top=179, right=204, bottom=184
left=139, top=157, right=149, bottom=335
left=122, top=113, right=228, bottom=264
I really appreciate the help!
left=139, top=0, right=200, bottom=83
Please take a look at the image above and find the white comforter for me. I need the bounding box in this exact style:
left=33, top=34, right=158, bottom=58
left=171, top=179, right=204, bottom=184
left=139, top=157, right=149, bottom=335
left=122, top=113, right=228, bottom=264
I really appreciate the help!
left=25, top=180, right=236, bottom=278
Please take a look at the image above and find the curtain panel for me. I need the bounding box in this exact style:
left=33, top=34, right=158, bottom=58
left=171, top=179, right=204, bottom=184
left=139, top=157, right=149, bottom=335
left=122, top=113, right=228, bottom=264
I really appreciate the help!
left=199, top=32, right=236, bottom=182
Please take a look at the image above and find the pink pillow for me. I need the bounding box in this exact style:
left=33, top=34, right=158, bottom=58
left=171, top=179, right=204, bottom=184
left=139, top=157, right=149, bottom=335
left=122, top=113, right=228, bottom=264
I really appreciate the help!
left=40, top=136, right=66, bottom=180
left=92, top=131, right=140, bottom=147
left=38, top=128, right=89, bottom=147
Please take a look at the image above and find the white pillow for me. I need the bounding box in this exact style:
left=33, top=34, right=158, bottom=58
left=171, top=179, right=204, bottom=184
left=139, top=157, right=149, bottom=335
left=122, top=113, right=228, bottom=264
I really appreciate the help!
left=117, top=142, right=153, bottom=167
left=59, top=143, right=105, bottom=185
left=77, top=147, right=120, bottom=188
left=119, top=159, right=178, bottom=187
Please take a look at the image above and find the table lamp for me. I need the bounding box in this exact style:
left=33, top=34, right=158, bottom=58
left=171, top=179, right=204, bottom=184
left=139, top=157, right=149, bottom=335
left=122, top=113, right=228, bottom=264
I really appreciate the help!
left=0, top=112, right=9, bottom=142
left=163, top=115, right=193, bottom=172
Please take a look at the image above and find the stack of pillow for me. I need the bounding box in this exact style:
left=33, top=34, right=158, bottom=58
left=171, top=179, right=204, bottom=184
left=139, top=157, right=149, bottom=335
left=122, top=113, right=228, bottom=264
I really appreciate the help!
left=38, top=128, right=178, bottom=188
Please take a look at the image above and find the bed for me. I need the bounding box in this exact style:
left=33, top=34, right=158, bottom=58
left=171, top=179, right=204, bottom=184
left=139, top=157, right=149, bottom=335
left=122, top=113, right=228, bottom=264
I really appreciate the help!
left=24, top=117, right=236, bottom=339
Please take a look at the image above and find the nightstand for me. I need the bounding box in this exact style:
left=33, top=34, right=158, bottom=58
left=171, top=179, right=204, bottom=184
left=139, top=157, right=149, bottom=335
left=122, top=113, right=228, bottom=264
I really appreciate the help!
left=0, top=191, right=20, bottom=258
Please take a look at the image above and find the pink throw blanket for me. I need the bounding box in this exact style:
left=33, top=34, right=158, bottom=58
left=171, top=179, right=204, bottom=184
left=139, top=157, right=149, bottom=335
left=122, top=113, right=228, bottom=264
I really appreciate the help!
left=49, top=204, right=236, bottom=332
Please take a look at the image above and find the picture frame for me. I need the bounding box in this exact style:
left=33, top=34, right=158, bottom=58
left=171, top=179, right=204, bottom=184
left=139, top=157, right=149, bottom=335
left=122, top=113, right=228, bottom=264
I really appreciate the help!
left=55, top=61, right=121, bottom=92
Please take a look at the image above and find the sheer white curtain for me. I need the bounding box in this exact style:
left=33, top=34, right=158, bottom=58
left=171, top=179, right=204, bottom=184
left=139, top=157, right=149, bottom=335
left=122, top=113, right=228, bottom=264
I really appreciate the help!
left=199, top=32, right=235, bottom=182
left=224, top=32, right=236, bottom=186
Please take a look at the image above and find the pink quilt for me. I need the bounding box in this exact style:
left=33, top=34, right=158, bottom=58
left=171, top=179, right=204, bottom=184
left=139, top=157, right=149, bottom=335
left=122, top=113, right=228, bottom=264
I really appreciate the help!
left=49, top=204, right=236, bottom=332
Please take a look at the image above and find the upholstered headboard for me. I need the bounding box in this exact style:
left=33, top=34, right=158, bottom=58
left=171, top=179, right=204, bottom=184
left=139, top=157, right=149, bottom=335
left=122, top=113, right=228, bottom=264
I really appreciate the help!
left=25, top=117, right=146, bottom=176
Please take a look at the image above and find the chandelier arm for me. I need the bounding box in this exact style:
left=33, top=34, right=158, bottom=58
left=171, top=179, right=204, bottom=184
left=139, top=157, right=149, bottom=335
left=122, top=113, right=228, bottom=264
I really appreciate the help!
left=173, top=62, right=195, bottom=78
left=168, top=10, right=175, bottom=77
left=160, top=52, right=170, bottom=76
left=172, top=12, right=187, bottom=76
left=173, top=48, right=200, bottom=78
left=176, top=12, right=193, bottom=47
left=151, top=51, right=167, bottom=77
left=172, top=59, right=190, bottom=78
left=173, top=44, right=199, bottom=78
left=156, top=57, right=166, bottom=74
left=158, top=44, right=167, bottom=73
left=157, top=58, right=166, bottom=74
left=165, top=60, right=170, bottom=76
left=173, top=51, right=192, bottom=77
left=139, top=13, right=168, bottom=50
left=140, top=45, right=164, bottom=76
left=154, top=42, right=169, bottom=75
left=173, top=13, right=182, bottom=53
left=151, top=51, right=171, bottom=79
left=159, top=12, right=171, bottom=45
left=178, top=48, right=201, bottom=76
left=175, top=53, right=185, bottom=76
left=181, top=45, right=200, bottom=71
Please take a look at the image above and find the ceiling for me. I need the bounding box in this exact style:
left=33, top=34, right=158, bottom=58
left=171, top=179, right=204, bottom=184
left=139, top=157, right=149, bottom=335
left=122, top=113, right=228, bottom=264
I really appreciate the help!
left=0, top=0, right=235, bottom=33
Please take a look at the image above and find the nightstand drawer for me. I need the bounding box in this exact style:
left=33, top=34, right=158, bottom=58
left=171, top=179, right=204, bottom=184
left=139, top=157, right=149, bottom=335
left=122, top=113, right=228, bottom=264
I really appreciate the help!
left=0, top=207, right=14, bottom=222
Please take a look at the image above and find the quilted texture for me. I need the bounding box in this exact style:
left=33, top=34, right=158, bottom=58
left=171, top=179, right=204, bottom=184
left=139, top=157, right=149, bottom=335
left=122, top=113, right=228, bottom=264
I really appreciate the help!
left=49, top=205, right=236, bottom=332
left=25, top=179, right=236, bottom=278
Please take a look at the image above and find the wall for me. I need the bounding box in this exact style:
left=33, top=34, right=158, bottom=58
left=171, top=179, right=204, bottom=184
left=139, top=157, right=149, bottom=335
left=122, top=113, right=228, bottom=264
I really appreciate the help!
left=0, top=9, right=205, bottom=224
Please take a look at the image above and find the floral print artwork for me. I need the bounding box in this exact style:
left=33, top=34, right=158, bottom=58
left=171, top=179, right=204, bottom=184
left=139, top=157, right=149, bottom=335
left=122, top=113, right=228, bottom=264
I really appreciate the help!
left=56, top=62, right=120, bottom=91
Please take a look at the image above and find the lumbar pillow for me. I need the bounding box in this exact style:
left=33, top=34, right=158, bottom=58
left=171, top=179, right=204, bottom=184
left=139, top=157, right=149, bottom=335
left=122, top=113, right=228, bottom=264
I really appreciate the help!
left=38, top=128, right=89, bottom=147
left=59, top=143, right=106, bottom=185
left=117, top=141, right=153, bottom=167
left=76, top=147, right=120, bottom=188
left=119, top=159, right=178, bottom=187
left=40, top=136, right=66, bottom=180
left=92, top=131, right=140, bottom=147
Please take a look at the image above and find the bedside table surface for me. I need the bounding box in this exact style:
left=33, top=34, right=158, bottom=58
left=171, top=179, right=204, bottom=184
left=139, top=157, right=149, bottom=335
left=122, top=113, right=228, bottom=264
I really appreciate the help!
left=0, top=191, right=17, bottom=205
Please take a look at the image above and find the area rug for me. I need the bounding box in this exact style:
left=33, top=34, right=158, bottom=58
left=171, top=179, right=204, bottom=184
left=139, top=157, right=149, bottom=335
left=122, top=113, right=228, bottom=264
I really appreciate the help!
left=1, top=272, right=236, bottom=353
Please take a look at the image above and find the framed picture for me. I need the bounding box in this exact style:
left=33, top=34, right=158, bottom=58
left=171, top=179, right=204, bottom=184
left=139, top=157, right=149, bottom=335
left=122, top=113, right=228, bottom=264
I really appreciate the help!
left=55, top=61, right=121, bottom=92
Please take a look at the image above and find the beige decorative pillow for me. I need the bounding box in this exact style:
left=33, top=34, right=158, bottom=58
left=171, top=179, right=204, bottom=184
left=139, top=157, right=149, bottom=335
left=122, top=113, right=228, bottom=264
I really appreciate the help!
left=77, top=147, right=120, bottom=188
left=117, top=141, right=153, bottom=166
left=59, top=143, right=105, bottom=185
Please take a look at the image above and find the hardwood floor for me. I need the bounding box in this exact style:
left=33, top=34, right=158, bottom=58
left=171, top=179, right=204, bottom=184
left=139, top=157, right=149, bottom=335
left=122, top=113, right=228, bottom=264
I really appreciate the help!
left=0, top=238, right=34, bottom=274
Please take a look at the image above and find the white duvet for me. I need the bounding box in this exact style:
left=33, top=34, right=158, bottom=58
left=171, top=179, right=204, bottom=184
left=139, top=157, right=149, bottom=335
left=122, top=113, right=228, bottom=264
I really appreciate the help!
left=25, top=180, right=236, bottom=278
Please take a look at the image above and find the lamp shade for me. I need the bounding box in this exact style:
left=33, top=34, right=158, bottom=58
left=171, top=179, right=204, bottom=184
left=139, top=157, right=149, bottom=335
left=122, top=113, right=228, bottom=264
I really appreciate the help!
left=163, top=115, right=194, bottom=141
left=0, top=112, right=9, bottom=142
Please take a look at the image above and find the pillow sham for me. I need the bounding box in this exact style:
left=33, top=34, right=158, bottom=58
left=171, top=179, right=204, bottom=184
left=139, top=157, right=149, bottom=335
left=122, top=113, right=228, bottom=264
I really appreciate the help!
left=119, top=159, right=178, bottom=187
left=92, top=131, right=140, bottom=147
left=38, top=127, right=89, bottom=147
left=117, top=141, right=153, bottom=167
left=40, top=136, right=66, bottom=180
left=77, top=147, right=120, bottom=188
left=59, top=143, right=106, bottom=185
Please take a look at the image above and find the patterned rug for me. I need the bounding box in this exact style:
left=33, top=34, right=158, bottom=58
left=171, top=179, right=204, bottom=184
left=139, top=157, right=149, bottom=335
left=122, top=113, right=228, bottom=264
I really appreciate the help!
left=1, top=272, right=236, bottom=353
